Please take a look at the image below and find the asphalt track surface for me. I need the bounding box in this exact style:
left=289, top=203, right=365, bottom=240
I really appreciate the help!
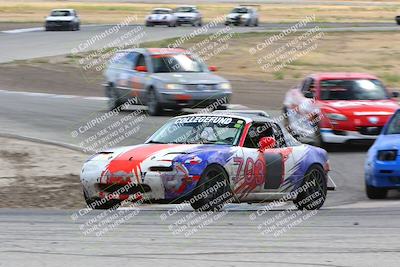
left=1, top=21, right=400, bottom=266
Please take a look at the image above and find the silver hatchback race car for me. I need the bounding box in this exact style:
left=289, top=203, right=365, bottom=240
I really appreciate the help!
left=104, top=48, right=232, bottom=115
left=173, top=5, right=203, bottom=27
left=225, top=5, right=259, bottom=26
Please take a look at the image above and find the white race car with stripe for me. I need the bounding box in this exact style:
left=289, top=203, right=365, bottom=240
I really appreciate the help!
left=80, top=111, right=334, bottom=211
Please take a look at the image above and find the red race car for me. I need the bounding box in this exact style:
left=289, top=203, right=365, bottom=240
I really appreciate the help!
left=283, top=73, right=399, bottom=146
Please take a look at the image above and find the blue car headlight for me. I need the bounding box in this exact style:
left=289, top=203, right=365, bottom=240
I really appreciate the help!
left=377, top=150, right=398, bottom=161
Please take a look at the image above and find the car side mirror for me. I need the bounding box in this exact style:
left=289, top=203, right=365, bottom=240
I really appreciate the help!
left=304, top=91, right=314, bottom=98
left=392, top=91, right=399, bottom=98
left=258, top=137, right=276, bottom=152
left=135, top=66, right=147, bottom=72
left=208, top=66, right=217, bottom=72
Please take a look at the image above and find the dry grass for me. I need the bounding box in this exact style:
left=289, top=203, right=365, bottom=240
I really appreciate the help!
left=8, top=30, right=400, bottom=88
left=0, top=1, right=399, bottom=23
left=141, top=31, right=400, bottom=87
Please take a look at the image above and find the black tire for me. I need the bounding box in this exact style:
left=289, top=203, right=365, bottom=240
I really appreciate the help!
left=106, top=85, right=123, bottom=111
left=198, top=19, right=202, bottom=26
left=224, top=22, right=229, bottom=26
left=190, top=165, right=232, bottom=212
left=147, top=89, right=163, bottom=116
left=76, top=23, right=80, bottom=31
left=396, top=17, right=400, bottom=25
left=45, top=27, right=50, bottom=31
left=366, top=184, right=387, bottom=199
left=84, top=190, right=121, bottom=210
left=294, top=164, right=327, bottom=210
left=254, top=19, right=259, bottom=26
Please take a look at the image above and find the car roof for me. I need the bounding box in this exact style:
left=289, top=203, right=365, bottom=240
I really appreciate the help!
left=153, top=8, right=172, bottom=11
left=118, top=48, right=190, bottom=55
left=176, top=5, right=196, bottom=8
left=51, top=9, right=75, bottom=12
left=310, top=72, right=378, bottom=80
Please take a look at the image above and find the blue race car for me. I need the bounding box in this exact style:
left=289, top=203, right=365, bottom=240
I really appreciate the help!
left=365, top=109, right=400, bottom=199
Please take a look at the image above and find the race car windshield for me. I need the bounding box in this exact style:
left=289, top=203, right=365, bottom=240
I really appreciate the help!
left=152, top=10, right=170, bottom=14
left=386, top=112, right=400, bottom=134
left=231, top=8, right=248, bottom=13
left=175, top=7, right=195, bottom=12
left=151, top=54, right=203, bottom=73
left=50, top=11, right=71, bottom=16
left=320, top=79, right=389, bottom=100
left=147, top=116, right=245, bottom=145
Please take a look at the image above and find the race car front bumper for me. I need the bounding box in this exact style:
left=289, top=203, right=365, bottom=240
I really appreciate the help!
left=159, top=90, right=232, bottom=109
left=366, top=161, right=400, bottom=188
left=320, top=128, right=379, bottom=144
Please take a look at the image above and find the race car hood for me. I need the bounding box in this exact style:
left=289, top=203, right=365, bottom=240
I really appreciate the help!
left=147, top=14, right=171, bottom=20
left=91, top=143, right=235, bottom=184
left=319, top=99, right=399, bottom=117
left=46, top=16, right=75, bottom=22
left=174, top=12, right=197, bottom=17
left=374, top=134, right=400, bottom=151
left=227, top=13, right=246, bottom=19
left=151, top=72, right=228, bottom=84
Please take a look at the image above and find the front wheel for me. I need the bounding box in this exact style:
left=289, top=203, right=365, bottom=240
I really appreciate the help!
left=294, top=164, right=327, bottom=210
left=190, top=165, right=233, bottom=211
left=147, top=89, right=163, bottom=116
left=366, top=184, right=387, bottom=199
left=106, top=86, right=123, bottom=111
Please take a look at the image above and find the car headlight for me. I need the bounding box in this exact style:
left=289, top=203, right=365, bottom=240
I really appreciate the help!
left=218, top=82, right=231, bottom=90
left=326, top=113, right=347, bottom=121
left=165, top=84, right=184, bottom=90
left=377, top=150, right=398, bottom=161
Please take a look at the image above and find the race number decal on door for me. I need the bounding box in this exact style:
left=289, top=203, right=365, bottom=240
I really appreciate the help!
left=264, top=153, right=283, bottom=189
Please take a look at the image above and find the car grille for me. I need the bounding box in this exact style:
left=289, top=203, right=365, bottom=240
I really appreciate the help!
left=186, top=84, right=217, bottom=91
left=357, top=126, right=382, bottom=136
left=47, top=21, right=71, bottom=26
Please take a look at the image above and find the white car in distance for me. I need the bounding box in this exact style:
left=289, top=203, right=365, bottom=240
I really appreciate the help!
left=225, top=5, right=259, bottom=27
left=174, top=5, right=203, bottom=27
left=145, top=8, right=178, bottom=27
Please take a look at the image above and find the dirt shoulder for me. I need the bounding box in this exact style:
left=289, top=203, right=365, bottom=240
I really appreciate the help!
left=0, top=136, right=87, bottom=209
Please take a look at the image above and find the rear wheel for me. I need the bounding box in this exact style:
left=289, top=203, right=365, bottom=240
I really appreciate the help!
left=190, top=165, right=232, bottom=212
left=366, top=184, right=387, bottom=199
left=84, top=190, right=121, bottom=210
left=147, top=89, right=163, bottom=116
left=294, top=164, right=327, bottom=210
